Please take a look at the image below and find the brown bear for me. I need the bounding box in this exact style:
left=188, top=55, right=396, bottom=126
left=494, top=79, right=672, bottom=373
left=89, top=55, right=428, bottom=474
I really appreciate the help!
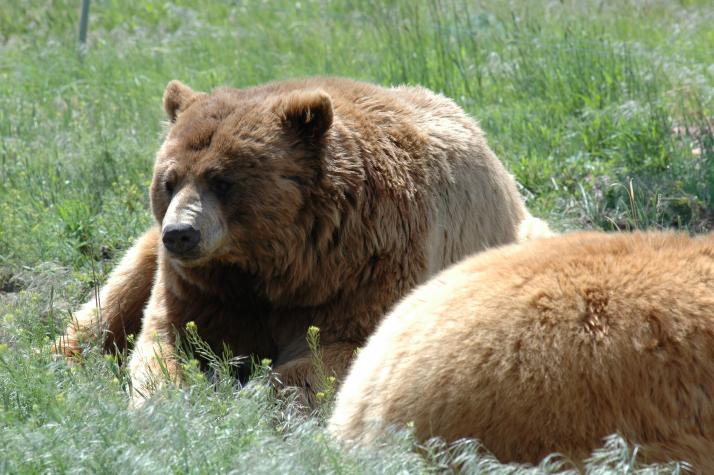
left=329, top=231, right=714, bottom=470
left=55, top=77, right=548, bottom=405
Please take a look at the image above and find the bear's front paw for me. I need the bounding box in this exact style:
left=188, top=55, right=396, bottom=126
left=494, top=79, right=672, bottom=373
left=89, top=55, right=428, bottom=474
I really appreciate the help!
left=274, top=358, right=325, bottom=409
left=126, top=344, right=180, bottom=408
left=51, top=309, right=103, bottom=358
left=51, top=322, right=86, bottom=358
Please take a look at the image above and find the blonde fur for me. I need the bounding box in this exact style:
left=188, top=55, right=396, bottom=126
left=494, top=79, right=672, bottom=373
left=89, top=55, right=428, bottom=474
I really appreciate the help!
left=330, top=231, right=714, bottom=470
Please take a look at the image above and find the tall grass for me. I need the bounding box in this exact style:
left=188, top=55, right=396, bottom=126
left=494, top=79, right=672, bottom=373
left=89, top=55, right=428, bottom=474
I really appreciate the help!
left=1, top=0, right=712, bottom=472
left=1, top=0, right=712, bottom=269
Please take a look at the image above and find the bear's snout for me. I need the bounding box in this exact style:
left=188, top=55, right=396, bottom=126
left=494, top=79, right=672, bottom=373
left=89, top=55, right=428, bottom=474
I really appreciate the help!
left=162, top=224, right=201, bottom=256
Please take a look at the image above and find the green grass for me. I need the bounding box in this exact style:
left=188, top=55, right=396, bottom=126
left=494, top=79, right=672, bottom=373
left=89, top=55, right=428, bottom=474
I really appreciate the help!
left=0, top=0, right=712, bottom=472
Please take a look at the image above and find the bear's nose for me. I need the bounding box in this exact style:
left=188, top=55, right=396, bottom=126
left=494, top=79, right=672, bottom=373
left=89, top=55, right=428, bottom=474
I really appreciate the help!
left=162, top=224, right=201, bottom=255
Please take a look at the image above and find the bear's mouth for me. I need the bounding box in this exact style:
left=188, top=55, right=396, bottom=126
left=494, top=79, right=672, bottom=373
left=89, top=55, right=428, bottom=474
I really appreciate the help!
left=166, top=244, right=236, bottom=269
left=166, top=249, right=206, bottom=267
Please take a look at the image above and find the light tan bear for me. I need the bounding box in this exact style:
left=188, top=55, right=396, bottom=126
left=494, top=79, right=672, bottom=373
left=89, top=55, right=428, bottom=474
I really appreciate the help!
left=55, top=77, right=548, bottom=405
left=330, top=231, right=714, bottom=470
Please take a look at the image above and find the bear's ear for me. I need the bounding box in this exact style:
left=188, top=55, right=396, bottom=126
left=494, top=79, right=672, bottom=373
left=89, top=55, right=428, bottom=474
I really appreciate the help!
left=163, top=80, right=203, bottom=122
left=275, top=90, right=333, bottom=142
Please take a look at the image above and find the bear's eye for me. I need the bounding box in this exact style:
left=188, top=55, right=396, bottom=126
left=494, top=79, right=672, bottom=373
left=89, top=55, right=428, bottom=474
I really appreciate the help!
left=284, top=175, right=305, bottom=186
left=211, top=179, right=232, bottom=198
left=165, top=179, right=175, bottom=196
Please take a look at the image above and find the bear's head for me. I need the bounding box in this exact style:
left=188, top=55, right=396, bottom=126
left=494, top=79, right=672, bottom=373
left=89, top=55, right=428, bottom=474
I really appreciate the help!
left=150, top=80, right=335, bottom=274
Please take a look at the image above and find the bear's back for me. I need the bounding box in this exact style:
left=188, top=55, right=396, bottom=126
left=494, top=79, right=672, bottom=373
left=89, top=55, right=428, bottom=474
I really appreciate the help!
left=330, top=231, right=714, bottom=469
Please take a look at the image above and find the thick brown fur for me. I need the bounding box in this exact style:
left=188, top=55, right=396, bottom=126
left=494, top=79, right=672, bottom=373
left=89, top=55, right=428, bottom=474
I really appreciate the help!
left=330, top=231, right=714, bottom=471
left=56, top=77, right=547, bottom=405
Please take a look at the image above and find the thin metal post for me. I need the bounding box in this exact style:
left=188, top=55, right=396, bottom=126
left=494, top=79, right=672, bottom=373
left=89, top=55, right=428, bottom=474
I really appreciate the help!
left=79, top=0, right=91, bottom=58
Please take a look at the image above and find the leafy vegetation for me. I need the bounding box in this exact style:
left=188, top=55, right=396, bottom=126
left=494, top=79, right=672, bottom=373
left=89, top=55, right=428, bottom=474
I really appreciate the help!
left=1, top=0, right=711, bottom=472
